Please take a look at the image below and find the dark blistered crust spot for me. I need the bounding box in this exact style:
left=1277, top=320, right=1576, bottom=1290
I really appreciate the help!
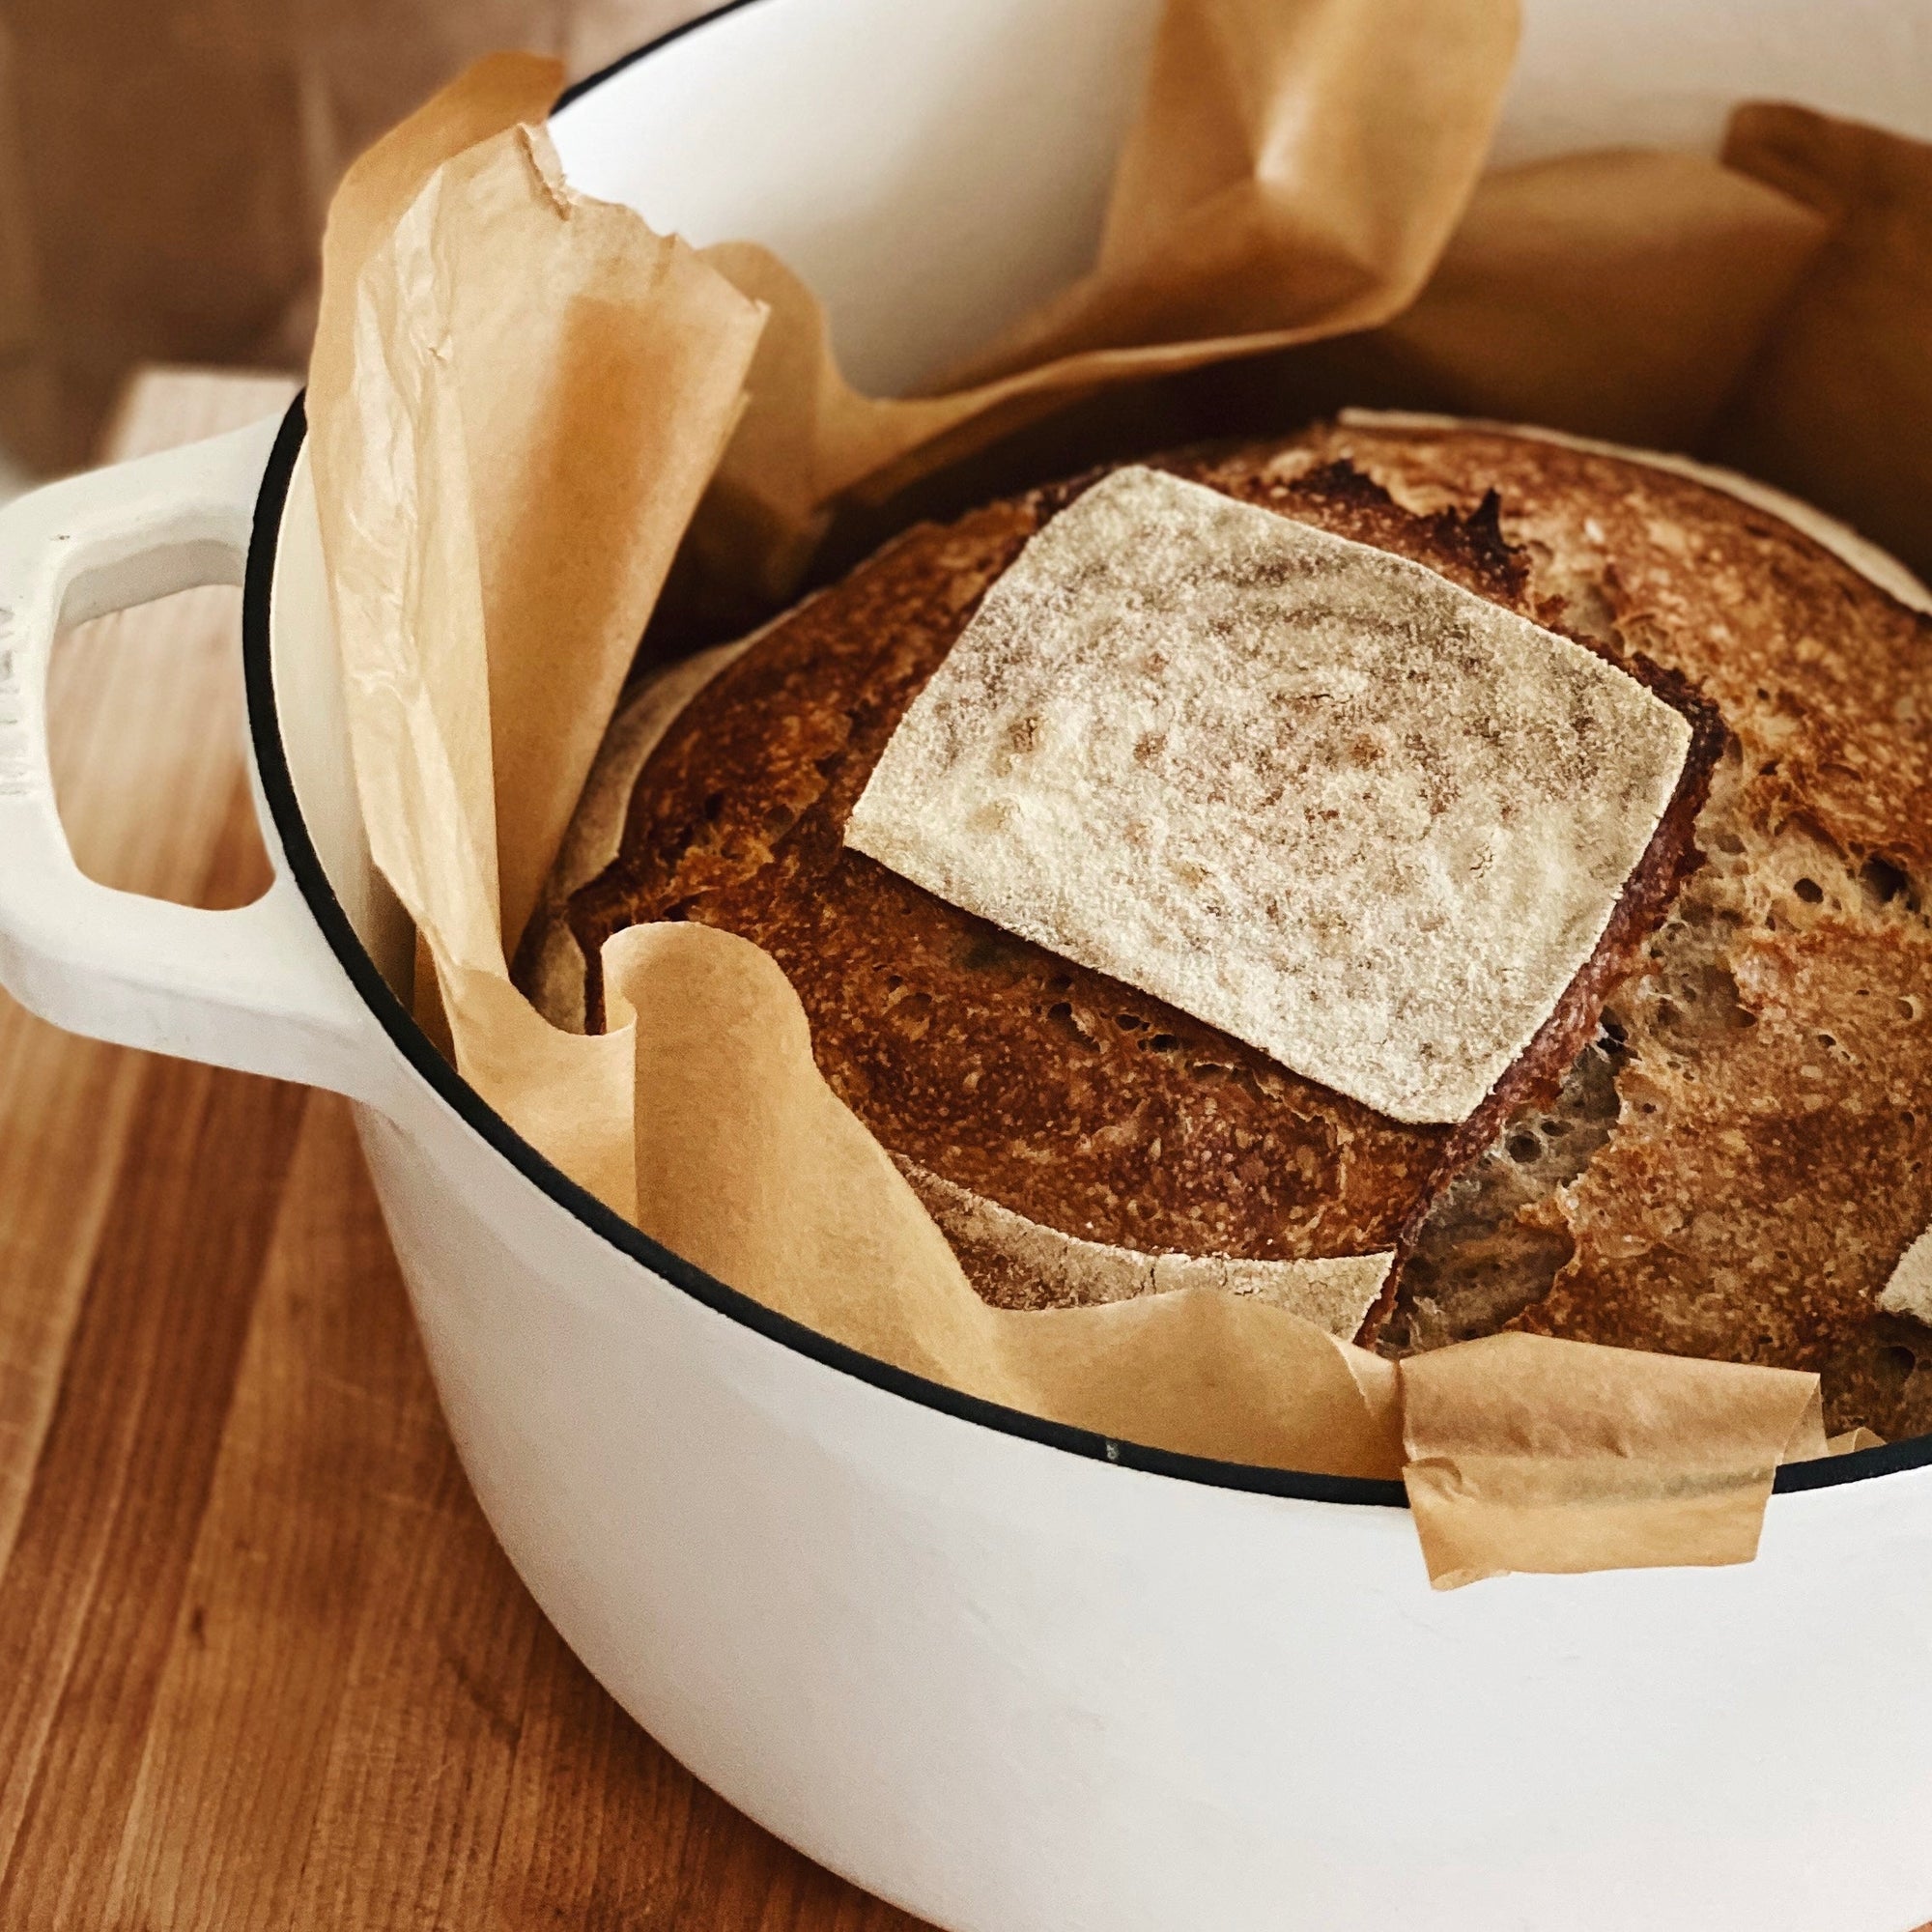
left=548, top=446, right=1710, bottom=1310
left=1251, top=460, right=1530, bottom=608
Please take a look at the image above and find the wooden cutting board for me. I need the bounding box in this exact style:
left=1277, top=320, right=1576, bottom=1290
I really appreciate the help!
left=0, top=368, right=922, bottom=1931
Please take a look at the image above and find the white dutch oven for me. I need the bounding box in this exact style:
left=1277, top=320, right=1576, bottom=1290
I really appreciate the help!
left=4, top=4, right=1932, bottom=1926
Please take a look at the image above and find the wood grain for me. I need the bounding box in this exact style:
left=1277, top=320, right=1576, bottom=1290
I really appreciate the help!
left=0, top=367, right=923, bottom=1930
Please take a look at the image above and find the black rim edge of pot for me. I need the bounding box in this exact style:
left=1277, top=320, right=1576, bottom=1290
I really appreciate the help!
left=241, top=11, right=1932, bottom=1513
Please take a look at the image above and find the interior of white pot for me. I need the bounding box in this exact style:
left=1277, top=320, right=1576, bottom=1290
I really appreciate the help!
left=268, top=456, right=414, bottom=1002
left=549, top=0, right=1932, bottom=401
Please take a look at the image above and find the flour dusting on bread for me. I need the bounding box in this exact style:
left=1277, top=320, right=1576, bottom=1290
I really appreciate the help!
left=846, top=466, right=1690, bottom=1124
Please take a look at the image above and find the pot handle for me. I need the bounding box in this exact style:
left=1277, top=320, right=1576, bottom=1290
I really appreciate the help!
left=0, top=416, right=391, bottom=1106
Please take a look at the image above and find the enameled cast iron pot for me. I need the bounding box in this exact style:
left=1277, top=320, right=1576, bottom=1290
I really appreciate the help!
left=4, top=3, right=1932, bottom=1925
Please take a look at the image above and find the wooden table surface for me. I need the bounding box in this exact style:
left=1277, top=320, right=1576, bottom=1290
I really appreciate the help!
left=0, top=369, right=923, bottom=1931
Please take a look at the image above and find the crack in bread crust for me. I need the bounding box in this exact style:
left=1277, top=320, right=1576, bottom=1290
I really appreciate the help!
left=542, top=435, right=1714, bottom=1334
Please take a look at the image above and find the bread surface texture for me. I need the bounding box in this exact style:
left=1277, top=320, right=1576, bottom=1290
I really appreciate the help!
left=526, top=420, right=1932, bottom=1438
left=1306, top=421, right=1932, bottom=1440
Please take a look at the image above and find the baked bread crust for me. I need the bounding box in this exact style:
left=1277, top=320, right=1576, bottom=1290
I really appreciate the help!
left=520, top=419, right=1932, bottom=1437
left=529, top=434, right=1713, bottom=1299
left=556, top=482, right=1453, bottom=1270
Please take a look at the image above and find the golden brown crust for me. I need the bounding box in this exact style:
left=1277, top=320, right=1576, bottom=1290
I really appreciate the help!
left=548, top=437, right=1712, bottom=1302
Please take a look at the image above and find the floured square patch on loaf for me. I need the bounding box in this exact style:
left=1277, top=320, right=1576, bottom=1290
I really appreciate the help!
left=844, top=466, right=1693, bottom=1125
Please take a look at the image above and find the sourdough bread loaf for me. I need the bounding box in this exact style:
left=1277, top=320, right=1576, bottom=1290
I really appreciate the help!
left=517, top=418, right=1932, bottom=1439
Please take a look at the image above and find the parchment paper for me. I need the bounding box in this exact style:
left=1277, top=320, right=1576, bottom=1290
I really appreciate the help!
left=307, top=6, right=1921, bottom=1588
left=1399, top=1336, right=1826, bottom=1590
left=688, top=0, right=1520, bottom=603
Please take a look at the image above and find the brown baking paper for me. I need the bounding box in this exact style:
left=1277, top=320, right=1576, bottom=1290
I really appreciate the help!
left=690, top=0, right=1520, bottom=603
left=308, top=52, right=765, bottom=1211
left=1399, top=1336, right=1826, bottom=1591
left=308, top=12, right=1913, bottom=1589
left=1186, top=101, right=1932, bottom=583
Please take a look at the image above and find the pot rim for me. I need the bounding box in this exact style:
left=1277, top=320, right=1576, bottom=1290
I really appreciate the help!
left=242, top=8, right=1932, bottom=1509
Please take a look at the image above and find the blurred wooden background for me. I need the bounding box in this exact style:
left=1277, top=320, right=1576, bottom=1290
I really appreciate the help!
left=0, top=1, right=708, bottom=475
left=0, top=368, right=923, bottom=1929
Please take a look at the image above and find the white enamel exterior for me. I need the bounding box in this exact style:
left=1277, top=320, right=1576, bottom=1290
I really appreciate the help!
left=1, top=3, right=1930, bottom=1925
left=0, top=418, right=382, bottom=1101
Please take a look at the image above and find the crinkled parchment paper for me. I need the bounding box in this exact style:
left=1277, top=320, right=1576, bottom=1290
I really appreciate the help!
left=307, top=0, right=1922, bottom=1586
